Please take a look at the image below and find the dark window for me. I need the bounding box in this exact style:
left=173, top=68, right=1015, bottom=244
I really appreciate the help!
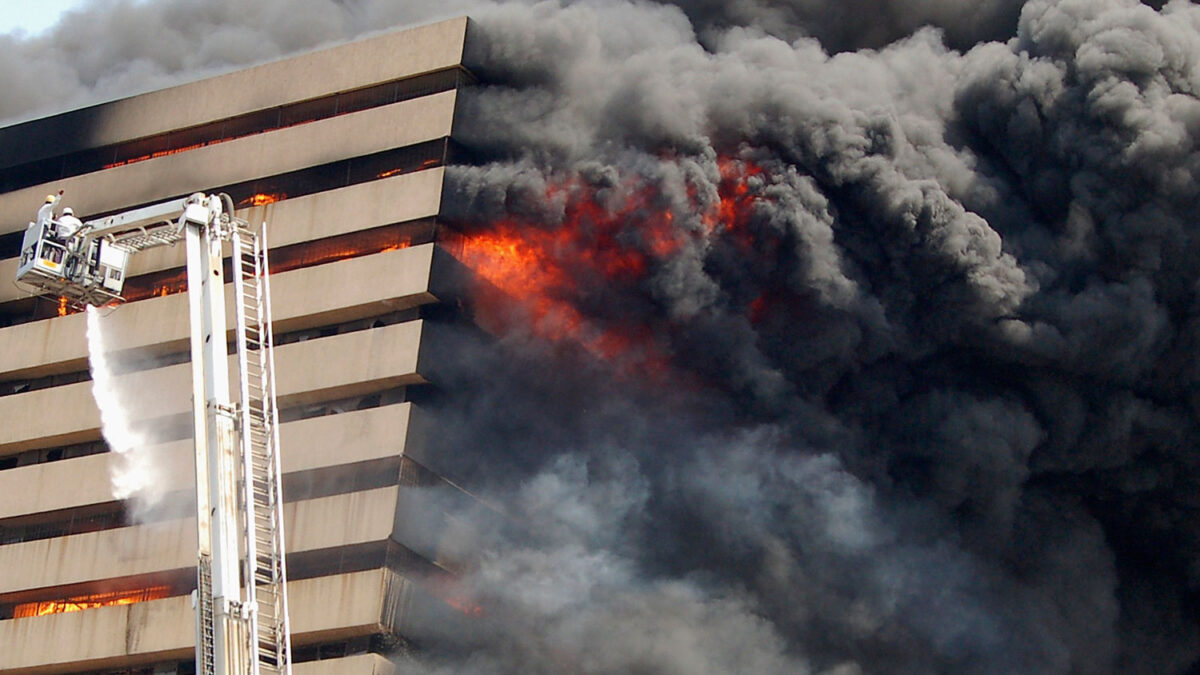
left=279, top=96, right=336, bottom=127
left=0, top=439, right=108, bottom=472
left=336, top=81, right=398, bottom=116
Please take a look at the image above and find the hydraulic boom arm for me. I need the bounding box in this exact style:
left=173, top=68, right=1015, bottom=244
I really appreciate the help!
left=14, top=193, right=293, bottom=675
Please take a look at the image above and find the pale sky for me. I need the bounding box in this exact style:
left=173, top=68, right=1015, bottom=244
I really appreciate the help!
left=0, top=0, right=92, bottom=37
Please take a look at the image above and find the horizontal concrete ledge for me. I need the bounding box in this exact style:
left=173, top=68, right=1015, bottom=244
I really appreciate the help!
left=131, top=167, right=446, bottom=276
left=0, top=319, right=426, bottom=456
left=0, top=17, right=468, bottom=167
left=0, top=403, right=416, bottom=521
left=0, top=568, right=405, bottom=674
left=0, top=487, right=400, bottom=596
left=0, top=90, right=457, bottom=235
left=0, top=243, right=438, bottom=382
left=0, top=167, right=446, bottom=305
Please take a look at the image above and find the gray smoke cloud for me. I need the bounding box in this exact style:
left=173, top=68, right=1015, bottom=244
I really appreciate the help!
left=6, top=0, right=1200, bottom=673
left=664, top=0, right=1028, bottom=51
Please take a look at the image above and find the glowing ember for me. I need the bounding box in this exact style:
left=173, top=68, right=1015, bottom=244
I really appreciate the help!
left=103, top=143, right=208, bottom=170
left=445, top=595, right=485, bottom=617
left=378, top=158, right=439, bottom=180
left=155, top=282, right=185, bottom=298
left=286, top=239, right=413, bottom=269
left=424, top=575, right=485, bottom=617
left=13, top=586, right=171, bottom=618
left=456, top=158, right=765, bottom=373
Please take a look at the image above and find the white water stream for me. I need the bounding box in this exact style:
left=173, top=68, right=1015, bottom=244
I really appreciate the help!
left=86, top=305, right=158, bottom=505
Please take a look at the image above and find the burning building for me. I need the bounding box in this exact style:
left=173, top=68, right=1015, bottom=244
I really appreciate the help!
left=3, top=1, right=1200, bottom=673
left=0, top=17, right=478, bottom=674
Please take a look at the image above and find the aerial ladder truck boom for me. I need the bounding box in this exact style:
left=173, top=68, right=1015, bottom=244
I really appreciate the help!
left=15, top=193, right=293, bottom=675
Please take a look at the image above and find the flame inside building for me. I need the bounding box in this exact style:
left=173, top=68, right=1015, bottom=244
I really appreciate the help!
left=13, top=586, right=170, bottom=619
left=457, top=159, right=764, bottom=371
left=241, top=192, right=286, bottom=207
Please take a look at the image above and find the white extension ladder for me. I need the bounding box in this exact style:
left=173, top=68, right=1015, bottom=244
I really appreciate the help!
left=230, top=224, right=292, bottom=675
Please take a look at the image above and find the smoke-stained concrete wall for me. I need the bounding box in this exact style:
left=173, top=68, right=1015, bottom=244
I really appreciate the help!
left=5, top=1, right=1200, bottom=674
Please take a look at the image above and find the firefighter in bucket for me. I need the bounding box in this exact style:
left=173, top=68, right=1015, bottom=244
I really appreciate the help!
left=23, top=194, right=69, bottom=270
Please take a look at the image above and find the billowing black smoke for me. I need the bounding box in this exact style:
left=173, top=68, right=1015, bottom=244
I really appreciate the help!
left=436, top=1, right=1200, bottom=672
left=6, top=0, right=1200, bottom=673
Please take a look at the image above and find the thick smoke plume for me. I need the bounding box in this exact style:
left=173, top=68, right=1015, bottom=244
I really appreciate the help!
left=13, top=0, right=1200, bottom=673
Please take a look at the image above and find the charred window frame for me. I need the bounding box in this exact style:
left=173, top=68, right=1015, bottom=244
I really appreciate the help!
left=0, top=439, right=108, bottom=471
left=0, top=501, right=127, bottom=546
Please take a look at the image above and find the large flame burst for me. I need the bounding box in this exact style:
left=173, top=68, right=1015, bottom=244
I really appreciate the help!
left=457, top=158, right=764, bottom=376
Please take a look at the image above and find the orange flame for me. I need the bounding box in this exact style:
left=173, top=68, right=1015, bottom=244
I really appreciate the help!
left=241, top=193, right=286, bottom=207
left=456, top=158, right=765, bottom=373
left=57, top=296, right=68, bottom=317
left=155, top=281, right=186, bottom=298
left=377, top=158, right=440, bottom=180
left=13, top=586, right=171, bottom=618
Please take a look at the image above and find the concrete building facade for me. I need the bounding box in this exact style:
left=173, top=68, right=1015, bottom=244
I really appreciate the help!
left=0, top=18, right=475, bottom=675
